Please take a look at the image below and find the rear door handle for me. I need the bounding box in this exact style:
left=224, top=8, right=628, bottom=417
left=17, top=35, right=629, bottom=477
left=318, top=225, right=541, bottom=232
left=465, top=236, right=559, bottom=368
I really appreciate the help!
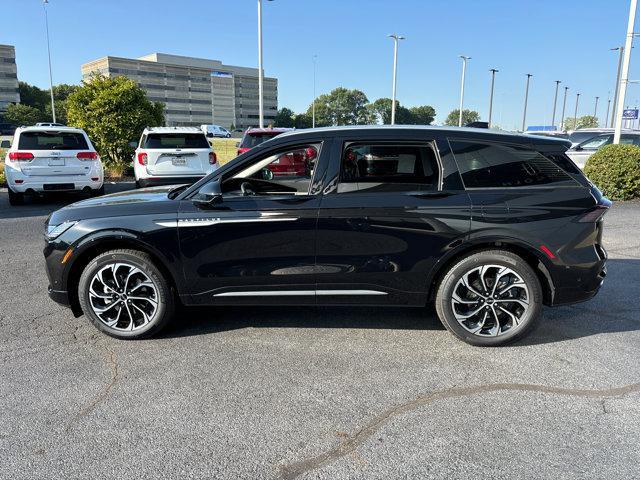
left=408, top=191, right=454, bottom=199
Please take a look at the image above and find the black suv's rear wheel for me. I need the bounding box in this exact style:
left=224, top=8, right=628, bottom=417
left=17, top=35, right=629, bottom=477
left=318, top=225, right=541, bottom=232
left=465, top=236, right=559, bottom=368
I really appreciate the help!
left=78, top=249, right=174, bottom=339
left=435, top=250, right=542, bottom=347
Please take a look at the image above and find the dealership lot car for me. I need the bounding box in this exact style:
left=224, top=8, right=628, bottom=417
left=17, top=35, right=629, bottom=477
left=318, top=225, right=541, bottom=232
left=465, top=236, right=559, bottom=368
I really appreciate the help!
left=567, top=131, right=640, bottom=169
left=44, top=126, right=610, bottom=346
left=133, top=127, right=219, bottom=188
left=236, top=127, right=292, bottom=155
left=5, top=126, right=104, bottom=205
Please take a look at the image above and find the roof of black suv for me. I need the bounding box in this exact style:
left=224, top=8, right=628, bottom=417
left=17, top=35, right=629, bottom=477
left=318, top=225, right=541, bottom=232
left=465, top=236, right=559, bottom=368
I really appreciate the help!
left=276, top=125, right=572, bottom=149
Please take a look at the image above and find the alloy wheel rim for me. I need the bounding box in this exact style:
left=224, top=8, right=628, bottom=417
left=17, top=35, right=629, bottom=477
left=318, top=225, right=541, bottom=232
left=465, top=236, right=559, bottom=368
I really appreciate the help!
left=88, top=262, right=159, bottom=332
left=451, top=264, right=530, bottom=337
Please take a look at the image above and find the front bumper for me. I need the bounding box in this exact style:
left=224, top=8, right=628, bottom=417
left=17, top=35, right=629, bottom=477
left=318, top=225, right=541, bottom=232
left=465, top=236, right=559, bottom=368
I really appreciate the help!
left=48, top=285, right=70, bottom=306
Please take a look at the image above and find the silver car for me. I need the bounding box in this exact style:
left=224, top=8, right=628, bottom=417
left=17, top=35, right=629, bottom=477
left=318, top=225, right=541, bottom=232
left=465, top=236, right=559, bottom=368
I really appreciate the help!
left=566, top=132, right=640, bottom=169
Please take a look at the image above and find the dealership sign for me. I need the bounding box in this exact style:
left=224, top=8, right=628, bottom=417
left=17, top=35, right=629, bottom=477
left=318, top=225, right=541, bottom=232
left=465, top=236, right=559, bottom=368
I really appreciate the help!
left=622, top=109, right=639, bottom=119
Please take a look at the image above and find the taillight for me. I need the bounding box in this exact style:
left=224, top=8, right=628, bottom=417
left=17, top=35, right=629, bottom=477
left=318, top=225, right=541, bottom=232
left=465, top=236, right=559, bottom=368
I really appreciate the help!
left=77, top=151, right=98, bottom=160
left=577, top=205, right=609, bottom=223
left=8, top=152, right=34, bottom=161
left=209, top=151, right=217, bottom=165
left=137, top=152, right=148, bottom=166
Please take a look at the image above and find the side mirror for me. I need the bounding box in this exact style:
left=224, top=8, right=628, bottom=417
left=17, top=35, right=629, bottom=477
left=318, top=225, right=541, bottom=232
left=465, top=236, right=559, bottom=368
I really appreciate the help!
left=193, top=179, right=223, bottom=207
left=129, top=141, right=138, bottom=148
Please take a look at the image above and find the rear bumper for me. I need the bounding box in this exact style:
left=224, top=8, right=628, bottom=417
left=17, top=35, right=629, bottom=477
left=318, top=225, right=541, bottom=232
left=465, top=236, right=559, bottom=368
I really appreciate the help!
left=137, top=176, right=204, bottom=188
left=7, top=176, right=103, bottom=193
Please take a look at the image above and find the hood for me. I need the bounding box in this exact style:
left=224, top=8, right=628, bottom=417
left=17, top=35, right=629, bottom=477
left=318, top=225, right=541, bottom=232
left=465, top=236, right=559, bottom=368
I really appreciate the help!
left=48, top=185, right=180, bottom=225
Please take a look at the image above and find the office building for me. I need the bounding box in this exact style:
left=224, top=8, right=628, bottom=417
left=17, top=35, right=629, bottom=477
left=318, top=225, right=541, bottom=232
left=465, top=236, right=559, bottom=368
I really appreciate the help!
left=0, top=44, right=20, bottom=112
left=81, top=52, right=277, bottom=129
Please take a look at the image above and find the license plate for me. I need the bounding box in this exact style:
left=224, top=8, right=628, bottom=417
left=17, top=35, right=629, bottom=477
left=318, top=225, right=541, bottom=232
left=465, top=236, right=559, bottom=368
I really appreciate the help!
left=48, top=159, right=65, bottom=166
left=172, top=157, right=186, bottom=166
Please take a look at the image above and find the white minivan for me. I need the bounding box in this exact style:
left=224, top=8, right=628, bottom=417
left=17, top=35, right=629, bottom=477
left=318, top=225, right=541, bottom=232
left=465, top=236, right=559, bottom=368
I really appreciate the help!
left=133, top=127, right=219, bottom=188
left=4, top=126, right=104, bottom=206
left=200, top=124, right=231, bottom=138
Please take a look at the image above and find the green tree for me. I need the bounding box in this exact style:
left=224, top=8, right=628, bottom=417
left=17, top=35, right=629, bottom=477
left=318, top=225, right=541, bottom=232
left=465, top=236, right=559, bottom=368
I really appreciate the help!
left=274, top=107, right=295, bottom=128
left=307, top=87, right=373, bottom=126
left=18, top=81, right=49, bottom=111
left=445, top=109, right=481, bottom=126
left=4, top=103, right=46, bottom=126
left=409, top=105, right=436, bottom=125
left=564, top=115, right=599, bottom=130
left=294, top=112, right=312, bottom=129
left=66, top=75, right=164, bottom=171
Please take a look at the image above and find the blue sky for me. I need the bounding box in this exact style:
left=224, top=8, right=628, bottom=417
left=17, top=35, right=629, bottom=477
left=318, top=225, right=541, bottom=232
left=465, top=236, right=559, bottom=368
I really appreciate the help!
left=2, top=0, right=637, bottom=128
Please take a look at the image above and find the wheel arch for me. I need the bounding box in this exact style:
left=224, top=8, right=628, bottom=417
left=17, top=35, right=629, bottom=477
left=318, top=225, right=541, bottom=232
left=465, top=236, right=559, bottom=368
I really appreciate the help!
left=426, top=239, right=555, bottom=306
left=65, top=233, right=181, bottom=317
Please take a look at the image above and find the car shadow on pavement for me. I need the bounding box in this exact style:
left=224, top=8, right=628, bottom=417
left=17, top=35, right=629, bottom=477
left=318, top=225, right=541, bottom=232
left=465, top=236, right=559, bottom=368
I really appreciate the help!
left=161, top=259, right=640, bottom=346
left=0, top=182, right=135, bottom=219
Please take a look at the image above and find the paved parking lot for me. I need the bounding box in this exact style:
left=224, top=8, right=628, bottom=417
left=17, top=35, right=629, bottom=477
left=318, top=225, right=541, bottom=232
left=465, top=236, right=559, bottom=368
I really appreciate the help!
left=1, top=185, right=639, bottom=479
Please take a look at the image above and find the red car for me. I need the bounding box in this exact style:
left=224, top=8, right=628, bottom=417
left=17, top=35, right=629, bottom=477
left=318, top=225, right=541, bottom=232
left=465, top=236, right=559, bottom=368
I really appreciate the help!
left=236, top=127, right=293, bottom=155
left=268, top=146, right=317, bottom=177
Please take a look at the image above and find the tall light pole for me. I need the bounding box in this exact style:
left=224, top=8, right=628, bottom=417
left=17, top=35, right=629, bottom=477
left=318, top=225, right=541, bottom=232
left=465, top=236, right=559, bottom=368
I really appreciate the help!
left=388, top=34, right=405, bottom=125
left=573, top=92, right=581, bottom=130
left=611, top=46, right=625, bottom=128
left=551, top=80, right=561, bottom=128
left=594, top=96, right=600, bottom=120
left=257, top=0, right=273, bottom=128
left=614, top=0, right=637, bottom=144
left=43, top=0, right=56, bottom=123
left=605, top=96, right=612, bottom=126
left=560, top=86, right=569, bottom=130
left=488, top=68, right=498, bottom=128
left=458, top=55, right=471, bottom=127
left=521, top=73, right=533, bottom=132
left=312, top=54, right=317, bottom=128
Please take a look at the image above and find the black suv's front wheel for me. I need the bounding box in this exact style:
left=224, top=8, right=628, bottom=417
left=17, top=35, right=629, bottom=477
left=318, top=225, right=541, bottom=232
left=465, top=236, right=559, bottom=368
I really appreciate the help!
left=78, top=249, right=174, bottom=339
left=435, top=250, right=542, bottom=347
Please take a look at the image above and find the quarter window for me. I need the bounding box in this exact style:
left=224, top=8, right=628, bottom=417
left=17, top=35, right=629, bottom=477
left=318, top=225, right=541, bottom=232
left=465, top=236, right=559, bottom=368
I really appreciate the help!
left=339, top=143, right=439, bottom=193
left=450, top=140, right=577, bottom=188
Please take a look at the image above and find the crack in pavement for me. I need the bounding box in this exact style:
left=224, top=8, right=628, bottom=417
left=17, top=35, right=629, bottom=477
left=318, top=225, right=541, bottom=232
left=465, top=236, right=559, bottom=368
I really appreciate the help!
left=64, top=345, right=119, bottom=433
left=279, top=381, right=640, bottom=480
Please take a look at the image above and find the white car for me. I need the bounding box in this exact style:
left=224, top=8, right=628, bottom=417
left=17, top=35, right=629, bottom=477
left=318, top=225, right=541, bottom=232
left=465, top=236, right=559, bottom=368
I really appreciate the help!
left=566, top=132, right=640, bottom=169
left=200, top=124, right=231, bottom=138
left=4, top=126, right=104, bottom=206
left=133, top=127, right=219, bottom=188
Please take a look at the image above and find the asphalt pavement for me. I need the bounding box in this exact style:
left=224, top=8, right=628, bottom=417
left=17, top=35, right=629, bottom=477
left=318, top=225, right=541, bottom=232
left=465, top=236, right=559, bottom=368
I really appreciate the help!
left=0, top=185, right=638, bottom=479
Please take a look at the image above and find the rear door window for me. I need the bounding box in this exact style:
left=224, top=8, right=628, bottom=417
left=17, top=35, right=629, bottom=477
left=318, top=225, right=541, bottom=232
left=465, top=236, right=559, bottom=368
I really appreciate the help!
left=240, top=133, right=279, bottom=149
left=18, top=131, right=88, bottom=150
left=338, top=142, right=440, bottom=193
left=449, top=140, right=578, bottom=188
left=144, top=133, right=209, bottom=149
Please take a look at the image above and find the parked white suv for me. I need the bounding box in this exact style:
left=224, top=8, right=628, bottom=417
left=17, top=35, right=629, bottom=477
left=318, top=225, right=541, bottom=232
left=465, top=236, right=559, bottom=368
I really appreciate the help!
left=133, top=127, right=219, bottom=188
left=4, top=126, right=104, bottom=206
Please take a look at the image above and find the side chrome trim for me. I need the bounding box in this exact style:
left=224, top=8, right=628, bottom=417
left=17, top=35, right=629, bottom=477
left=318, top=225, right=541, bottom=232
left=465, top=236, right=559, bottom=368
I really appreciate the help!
left=213, top=289, right=388, bottom=297
left=154, top=214, right=298, bottom=229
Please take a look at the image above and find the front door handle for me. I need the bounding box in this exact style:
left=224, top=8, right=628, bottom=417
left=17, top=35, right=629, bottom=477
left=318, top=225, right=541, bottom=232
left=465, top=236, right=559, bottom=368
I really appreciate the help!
left=408, top=191, right=454, bottom=199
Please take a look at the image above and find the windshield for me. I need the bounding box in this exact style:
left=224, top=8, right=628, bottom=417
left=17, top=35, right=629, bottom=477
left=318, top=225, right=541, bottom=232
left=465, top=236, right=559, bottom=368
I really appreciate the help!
left=144, top=133, right=210, bottom=149
left=569, top=131, right=602, bottom=145
left=240, top=132, right=281, bottom=149
left=18, top=131, right=89, bottom=150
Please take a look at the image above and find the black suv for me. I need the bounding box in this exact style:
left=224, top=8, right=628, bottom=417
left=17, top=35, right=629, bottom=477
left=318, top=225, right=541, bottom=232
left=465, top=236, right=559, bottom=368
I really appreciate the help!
left=44, top=126, right=609, bottom=346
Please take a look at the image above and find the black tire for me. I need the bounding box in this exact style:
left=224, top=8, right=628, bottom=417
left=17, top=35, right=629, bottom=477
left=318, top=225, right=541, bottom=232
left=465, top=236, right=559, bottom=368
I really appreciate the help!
left=435, top=250, right=542, bottom=347
left=7, top=188, right=24, bottom=206
left=91, top=185, right=105, bottom=197
left=78, top=249, right=175, bottom=339
left=135, top=180, right=141, bottom=189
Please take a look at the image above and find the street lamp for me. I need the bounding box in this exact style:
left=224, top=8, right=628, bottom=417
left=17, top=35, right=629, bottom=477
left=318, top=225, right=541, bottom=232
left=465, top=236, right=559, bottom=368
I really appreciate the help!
left=551, top=80, right=561, bottom=128
left=488, top=68, right=498, bottom=128
left=594, top=96, right=600, bottom=119
left=312, top=55, right=317, bottom=128
left=611, top=46, right=624, bottom=128
left=522, top=74, right=533, bottom=132
left=257, top=0, right=273, bottom=129
left=458, top=55, right=471, bottom=127
left=560, top=86, right=569, bottom=131
left=43, top=0, right=56, bottom=123
left=614, top=0, right=637, bottom=144
left=573, top=92, right=581, bottom=130
left=605, top=96, right=612, bottom=126
left=388, top=34, right=405, bottom=125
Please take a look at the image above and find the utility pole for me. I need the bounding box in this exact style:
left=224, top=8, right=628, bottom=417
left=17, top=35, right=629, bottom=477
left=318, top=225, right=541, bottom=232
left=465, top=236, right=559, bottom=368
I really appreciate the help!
left=551, top=80, right=561, bottom=128
left=388, top=34, right=405, bottom=125
left=573, top=93, right=581, bottom=130
left=43, top=0, right=56, bottom=123
left=594, top=96, right=600, bottom=119
left=458, top=56, right=471, bottom=127
left=560, top=86, right=569, bottom=130
left=605, top=97, right=612, bottom=126
left=488, top=68, right=498, bottom=128
left=611, top=46, right=625, bottom=128
left=522, top=74, right=533, bottom=132
left=614, top=0, right=637, bottom=144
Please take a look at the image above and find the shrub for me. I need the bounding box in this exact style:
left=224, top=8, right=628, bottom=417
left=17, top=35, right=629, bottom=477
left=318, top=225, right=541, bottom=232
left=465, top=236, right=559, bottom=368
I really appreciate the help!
left=0, top=160, right=5, bottom=185
left=583, top=144, right=640, bottom=200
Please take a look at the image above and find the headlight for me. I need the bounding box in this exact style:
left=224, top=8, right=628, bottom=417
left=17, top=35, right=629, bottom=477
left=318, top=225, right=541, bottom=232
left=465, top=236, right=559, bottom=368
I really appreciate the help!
left=46, top=221, right=77, bottom=240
